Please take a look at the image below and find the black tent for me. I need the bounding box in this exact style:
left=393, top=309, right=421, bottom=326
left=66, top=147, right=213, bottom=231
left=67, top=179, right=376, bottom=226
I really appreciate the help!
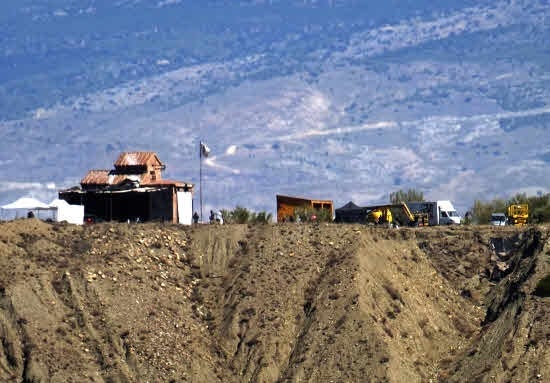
left=334, top=201, right=370, bottom=223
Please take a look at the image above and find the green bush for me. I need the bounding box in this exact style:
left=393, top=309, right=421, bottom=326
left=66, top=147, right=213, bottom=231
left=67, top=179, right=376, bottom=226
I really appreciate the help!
left=220, top=206, right=273, bottom=224
left=230, top=206, right=251, bottom=224
left=251, top=211, right=273, bottom=224
left=294, top=206, right=333, bottom=222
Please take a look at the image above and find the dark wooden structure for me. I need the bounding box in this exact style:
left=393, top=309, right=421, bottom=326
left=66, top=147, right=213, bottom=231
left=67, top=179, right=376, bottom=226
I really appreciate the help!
left=59, top=152, right=193, bottom=223
left=276, top=194, right=333, bottom=222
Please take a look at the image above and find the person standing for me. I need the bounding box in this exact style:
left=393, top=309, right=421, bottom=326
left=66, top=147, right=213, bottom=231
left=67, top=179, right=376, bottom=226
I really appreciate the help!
left=215, top=210, right=224, bottom=225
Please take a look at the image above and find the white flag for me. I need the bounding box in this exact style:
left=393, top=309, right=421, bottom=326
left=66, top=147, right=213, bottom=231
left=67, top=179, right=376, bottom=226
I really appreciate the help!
left=200, top=142, right=211, bottom=158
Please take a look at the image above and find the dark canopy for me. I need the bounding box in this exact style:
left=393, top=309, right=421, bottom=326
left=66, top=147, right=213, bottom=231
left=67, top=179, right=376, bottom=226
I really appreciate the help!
left=335, top=201, right=369, bottom=223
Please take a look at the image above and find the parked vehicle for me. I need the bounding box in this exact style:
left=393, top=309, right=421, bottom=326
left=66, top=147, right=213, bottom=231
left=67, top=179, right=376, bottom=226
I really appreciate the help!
left=506, top=204, right=529, bottom=226
left=490, top=213, right=507, bottom=226
left=406, top=201, right=462, bottom=225
left=364, top=202, right=429, bottom=227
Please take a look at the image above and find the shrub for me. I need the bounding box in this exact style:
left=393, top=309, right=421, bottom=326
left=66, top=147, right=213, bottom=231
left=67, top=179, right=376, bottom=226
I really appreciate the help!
left=220, top=206, right=273, bottom=224
left=230, top=206, right=251, bottom=224
left=294, top=206, right=333, bottom=222
left=251, top=211, right=272, bottom=224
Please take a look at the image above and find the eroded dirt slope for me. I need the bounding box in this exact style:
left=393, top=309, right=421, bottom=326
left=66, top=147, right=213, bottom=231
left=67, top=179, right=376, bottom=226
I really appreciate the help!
left=0, top=220, right=548, bottom=383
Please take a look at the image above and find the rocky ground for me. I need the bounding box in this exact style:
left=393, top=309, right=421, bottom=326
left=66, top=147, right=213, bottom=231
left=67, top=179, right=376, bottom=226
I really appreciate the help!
left=0, top=220, right=548, bottom=383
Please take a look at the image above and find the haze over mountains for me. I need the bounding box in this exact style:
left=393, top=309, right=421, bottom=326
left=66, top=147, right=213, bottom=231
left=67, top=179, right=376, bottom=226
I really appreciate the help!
left=1, top=0, right=549, bottom=215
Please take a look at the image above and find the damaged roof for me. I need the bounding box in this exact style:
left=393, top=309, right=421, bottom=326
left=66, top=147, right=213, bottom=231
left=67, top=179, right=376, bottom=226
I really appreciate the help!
left=78, top=152, right=192, bottom=190
left=114, top=152, right=163, bottom=167
left=81, top=170, right=110, bottom=185
left=142, top=179, right=190, bottom=188
left=81, top=170, right=192, bottom=188
left=81, top=170, right=143, bottom=186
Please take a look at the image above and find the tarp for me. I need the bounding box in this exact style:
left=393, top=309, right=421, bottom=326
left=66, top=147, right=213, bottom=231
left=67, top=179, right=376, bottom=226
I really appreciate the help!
left=1, top=197, right=49, bottom=209
left=42, top=199, right=84, bottom=225
left=336, top=201, right=362, bottom=211
left=48, top=198, right=70, bottom=208
left=334, top=201, right=369, bottom=223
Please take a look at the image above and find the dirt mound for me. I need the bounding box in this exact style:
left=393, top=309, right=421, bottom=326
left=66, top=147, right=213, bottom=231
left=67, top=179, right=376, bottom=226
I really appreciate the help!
left=0, top=220, right=548, bottom=382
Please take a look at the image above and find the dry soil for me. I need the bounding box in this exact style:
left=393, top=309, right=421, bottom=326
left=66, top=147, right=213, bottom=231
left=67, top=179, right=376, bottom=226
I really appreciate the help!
left=0, top=220, right=548, bottom=383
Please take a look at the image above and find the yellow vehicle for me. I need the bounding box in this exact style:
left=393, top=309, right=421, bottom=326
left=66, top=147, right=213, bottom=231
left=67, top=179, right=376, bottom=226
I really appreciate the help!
left=506, top=204, right=528, bottom=226
left=365, top=203, right=429, bottom=227
left=368, top=207, right=393, bottom=225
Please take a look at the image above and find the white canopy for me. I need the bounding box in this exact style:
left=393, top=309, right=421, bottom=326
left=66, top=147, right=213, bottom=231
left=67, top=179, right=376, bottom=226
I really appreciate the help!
left=47, top=198, right=70, bottom=208
left=1, top=197, right=84, bottom=225
left=45, top=198, right=84, bottom=225
left=1, top=197, right=49, bottom=210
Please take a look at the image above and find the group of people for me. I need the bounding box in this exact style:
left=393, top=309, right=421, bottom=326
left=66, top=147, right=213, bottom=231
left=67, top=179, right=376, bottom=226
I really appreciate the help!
left=192, top=210, right=223, bottom=225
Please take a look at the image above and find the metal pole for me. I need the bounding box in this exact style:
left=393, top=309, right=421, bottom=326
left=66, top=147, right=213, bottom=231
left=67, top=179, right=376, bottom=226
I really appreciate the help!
left=200, top=141, right=203, bottom=223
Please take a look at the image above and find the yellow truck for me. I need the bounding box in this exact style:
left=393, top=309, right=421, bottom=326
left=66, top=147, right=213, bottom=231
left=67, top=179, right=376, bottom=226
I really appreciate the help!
left=506, top=204, right=528, bottom=225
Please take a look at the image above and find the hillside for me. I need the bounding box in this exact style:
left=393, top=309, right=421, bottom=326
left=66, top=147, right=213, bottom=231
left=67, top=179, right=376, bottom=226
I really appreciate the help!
left=0, top=220, right=548, bottom=382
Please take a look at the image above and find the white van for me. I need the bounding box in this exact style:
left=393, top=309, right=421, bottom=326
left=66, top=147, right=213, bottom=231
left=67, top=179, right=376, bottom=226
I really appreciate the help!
left=407, top=200, right=462, bottom=225
left=490, top=213, right=507, bottom=226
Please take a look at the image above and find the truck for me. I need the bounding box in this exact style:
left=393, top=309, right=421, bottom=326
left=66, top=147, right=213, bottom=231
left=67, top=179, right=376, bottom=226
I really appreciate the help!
left=406, top=200, right=462, bottom=225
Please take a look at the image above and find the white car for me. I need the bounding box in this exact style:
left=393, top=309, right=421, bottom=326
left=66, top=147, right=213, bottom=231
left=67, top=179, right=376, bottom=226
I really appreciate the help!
left=490, top=213, right=507, bottom=226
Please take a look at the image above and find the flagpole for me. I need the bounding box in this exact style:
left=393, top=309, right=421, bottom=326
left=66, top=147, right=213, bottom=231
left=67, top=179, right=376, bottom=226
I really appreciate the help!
left=199, top=141, right=203, bottom=223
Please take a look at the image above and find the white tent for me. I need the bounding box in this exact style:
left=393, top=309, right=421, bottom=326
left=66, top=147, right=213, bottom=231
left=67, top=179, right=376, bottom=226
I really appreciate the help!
left=1, top=197, right=49, bottom=210
left=0, top=197, right=84, bottom=224
left=42, top=199, right=84, bottom=225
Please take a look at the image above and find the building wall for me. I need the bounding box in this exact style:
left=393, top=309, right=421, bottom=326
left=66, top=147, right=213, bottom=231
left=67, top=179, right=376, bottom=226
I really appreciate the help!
left=112, top=157, right=163, bottom=184
left=172, top=188, right=178, bottom=223
left=60, top=189, right=175, bottom=223
left=276, top=195, right=333, bottom=222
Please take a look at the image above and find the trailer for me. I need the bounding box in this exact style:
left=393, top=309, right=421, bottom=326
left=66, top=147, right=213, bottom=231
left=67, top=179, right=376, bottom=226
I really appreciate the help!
left=276, top=194, right=333, bottom=222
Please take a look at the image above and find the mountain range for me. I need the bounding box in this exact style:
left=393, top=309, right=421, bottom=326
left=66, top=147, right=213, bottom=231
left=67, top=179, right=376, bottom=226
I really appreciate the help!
left=1, top=0, right=549, bottom=216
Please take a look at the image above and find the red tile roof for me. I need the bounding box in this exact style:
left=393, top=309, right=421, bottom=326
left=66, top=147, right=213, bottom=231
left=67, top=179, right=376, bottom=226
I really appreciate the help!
left=79, top=152, right=192, bottom=189
left=114, top=152, right=163, bottom=167
left=81, top=170, right=109, bottom=185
